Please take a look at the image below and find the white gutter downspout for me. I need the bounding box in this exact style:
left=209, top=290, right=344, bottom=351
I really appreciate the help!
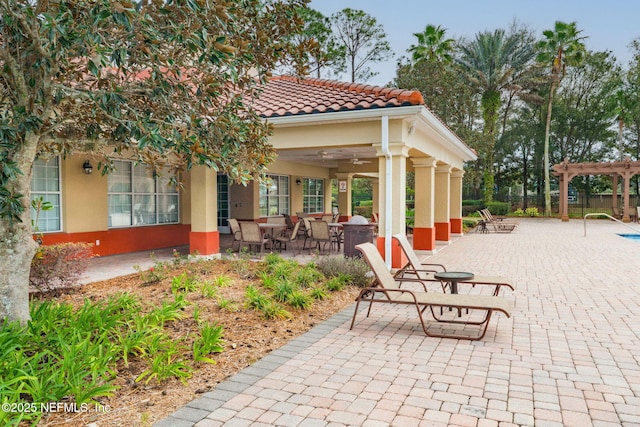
left=381, top=115, right=392, bottom=269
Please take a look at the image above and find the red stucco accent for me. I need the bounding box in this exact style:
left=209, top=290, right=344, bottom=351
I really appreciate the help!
left=376, top=236, right=407, bottom=269
left=40, top=224, right=191, bottom=256
left=451, top=218, right=463, bottom=234
left=189, top=231, right=220, bottom=255
left=435, top=222, right=451, bottom=241
left=412, top=227, right=436, bottom=250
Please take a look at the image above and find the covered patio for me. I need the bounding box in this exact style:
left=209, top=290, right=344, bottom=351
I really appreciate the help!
left=189, top=76, right=477, bottom=268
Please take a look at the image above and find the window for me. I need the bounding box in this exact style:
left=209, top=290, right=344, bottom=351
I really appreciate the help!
left=303, top=178, right=324, bottom=213
left=259, top=174, right=289, bottom=217
left=30, top=157, right=61, bottom=232
left=108, top=160, right=179, bottom=227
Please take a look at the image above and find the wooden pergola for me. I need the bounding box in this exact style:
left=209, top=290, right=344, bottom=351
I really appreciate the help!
left=552, top=158, right=640, bottom=222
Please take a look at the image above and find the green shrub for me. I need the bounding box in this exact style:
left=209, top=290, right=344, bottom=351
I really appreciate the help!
left=133, top=262, right=167, bottom=284
left=316, top=255, right=373, bottom=288
left=309, top=286, right=329, bottom=300
left=525, top=207, right=540, bottom=217
left=406, top=208, right=415, bottom=227
left=0, top=292, right=209, bottom=425
left=325, top=274, right=349, bottom=291
left=486, top=201, right=510, bottom=216
left=287, top=290, right=312, bottom=310
left=258, top=300, right=292, bottom=320
left=200, top=281, right=218, bottom=298
left=463, top=219, right=479, bottom=230
left=354, top=205, right=373, bottom=219
left=294, top=264, right=323, bottom=287
left=463, top=205, right=484, bottom=216
left=192, top=323, right=225, bottom=364
left=29, top=242, right=93, bottom=293
left=272, top=280, right=295, bottom=303
left=171, top=272, right=198, bottom=294
left=211, top=274, right=233, bottom=287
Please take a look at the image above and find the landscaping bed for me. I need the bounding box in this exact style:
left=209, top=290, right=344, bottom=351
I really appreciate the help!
left=4, top=253, right=366, bottom=427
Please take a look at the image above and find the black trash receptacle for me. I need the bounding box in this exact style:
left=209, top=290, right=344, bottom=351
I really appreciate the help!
left=342, top=215, right=376, bottom=257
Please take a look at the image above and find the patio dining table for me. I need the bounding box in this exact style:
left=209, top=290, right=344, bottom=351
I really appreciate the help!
left=258, top=223, right=288, bottom=249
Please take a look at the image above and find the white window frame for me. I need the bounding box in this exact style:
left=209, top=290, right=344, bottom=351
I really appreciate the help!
left=302, top=178, right=325, bottom=214
left=108, top=160, right=179, bottom=228
left=259, top=174, right=289, bottom=217
left=30, top=157, right=62, bottom=233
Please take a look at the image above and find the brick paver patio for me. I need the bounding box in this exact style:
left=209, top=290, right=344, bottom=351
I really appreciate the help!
left=151, top=218, right=640, bottom=427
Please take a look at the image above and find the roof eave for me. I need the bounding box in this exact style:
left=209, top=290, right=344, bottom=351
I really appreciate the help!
left=417, top=108, right=477, bottom=162
left=265, top=106, right=477, bottom=162
left=263, top=105, right=423, bottom=127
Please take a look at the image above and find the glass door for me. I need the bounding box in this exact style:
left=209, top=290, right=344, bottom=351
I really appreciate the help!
left=217, top=174, right=230, bottom=233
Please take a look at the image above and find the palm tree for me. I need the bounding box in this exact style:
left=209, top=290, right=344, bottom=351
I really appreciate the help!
left=536, top=21, right=586, bottom=216
left=457, top=28, right=537, bottom=204
left=408, top=24, right=455, bottom=64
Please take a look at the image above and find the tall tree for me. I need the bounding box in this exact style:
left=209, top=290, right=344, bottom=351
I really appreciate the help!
left=457, top=27, right=538, bottom=204
left=0, top=0, right=307, bottom=324
left=536, top=21, right=587, bottom=216
left=329, top=8, right=393, bottom=83
left=408, top=24, right=455, bottom=64
left=289, top=7, right=343, bottom=78
left=624, top=39, right=640, bottom=194
left=551, top=51, right=619, bottom=164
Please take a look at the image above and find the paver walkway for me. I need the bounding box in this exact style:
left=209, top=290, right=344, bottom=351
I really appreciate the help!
left=145, top=218, right=640, bottom=427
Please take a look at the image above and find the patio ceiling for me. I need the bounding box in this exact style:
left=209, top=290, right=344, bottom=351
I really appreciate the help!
left=275, top=146, right=377, bottom=168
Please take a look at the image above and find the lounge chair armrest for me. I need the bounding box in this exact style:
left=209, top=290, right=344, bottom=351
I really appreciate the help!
left=393, top=277, right=431, bottom=292
left=399, top=268, right=440, bottom=275
left=421, top=262, right=446, bottom=271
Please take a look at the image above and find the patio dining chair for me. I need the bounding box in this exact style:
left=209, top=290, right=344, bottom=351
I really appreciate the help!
left=284, top=213, right=295, bottom=230
left=301, top=217, right=314, bottom=249
left=309, top=220, right=334, bottom=254
left=239, top=222, right=270, bottom=255
left=321, top=214, right=333, bottom=222
left=227, top=218, right=242, bottom=252
left=351, top=242, right=513, bottom=341
left=274, top=221, right=302, bottom=255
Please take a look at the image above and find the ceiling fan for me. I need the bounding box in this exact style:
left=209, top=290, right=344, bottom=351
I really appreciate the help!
left=349, top=157, right=372, bottom=165
left=303, top=150, right=334, bottom=159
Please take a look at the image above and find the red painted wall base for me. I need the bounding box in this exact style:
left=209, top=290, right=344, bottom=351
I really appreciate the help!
left=40, top=224, right=191, bottom=256
left=451, top=218, right=463, bottom=234
left=435, top=222, right=451, bottom=242
left=412, top=227, right=436, bottom=250
left=376, top=236, right=407, bottom=269
left=189, top=231, right=220, bottom=255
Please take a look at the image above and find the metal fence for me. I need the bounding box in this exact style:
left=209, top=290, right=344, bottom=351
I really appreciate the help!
left=491, top=193, right=640, bottom=218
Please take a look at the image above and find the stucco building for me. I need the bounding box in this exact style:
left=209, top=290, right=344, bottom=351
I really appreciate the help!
left=35, top=76, right=476, bottom=267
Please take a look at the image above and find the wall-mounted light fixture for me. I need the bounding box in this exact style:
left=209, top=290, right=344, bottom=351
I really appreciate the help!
left=83, top=160, right=93, bottom=175
left=296, top=179, right=302, bottom=186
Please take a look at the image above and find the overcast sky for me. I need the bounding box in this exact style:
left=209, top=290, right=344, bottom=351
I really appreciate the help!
left=308, top=0, right=640, bottom=86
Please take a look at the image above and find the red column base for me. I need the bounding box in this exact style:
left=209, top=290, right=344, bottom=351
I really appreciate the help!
left=376, top=236, right=407, bottom=269
left=451, top=218, right=463, bottom=234
left=412, top=227, right=436, bottom=250
left=189, top=231, right=220, bottom=255
left=435, top=222, right=451, bottom=241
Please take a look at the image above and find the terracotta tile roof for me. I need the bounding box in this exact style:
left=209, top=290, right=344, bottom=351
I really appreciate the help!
left=253, top=75, right=424, bottom=118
